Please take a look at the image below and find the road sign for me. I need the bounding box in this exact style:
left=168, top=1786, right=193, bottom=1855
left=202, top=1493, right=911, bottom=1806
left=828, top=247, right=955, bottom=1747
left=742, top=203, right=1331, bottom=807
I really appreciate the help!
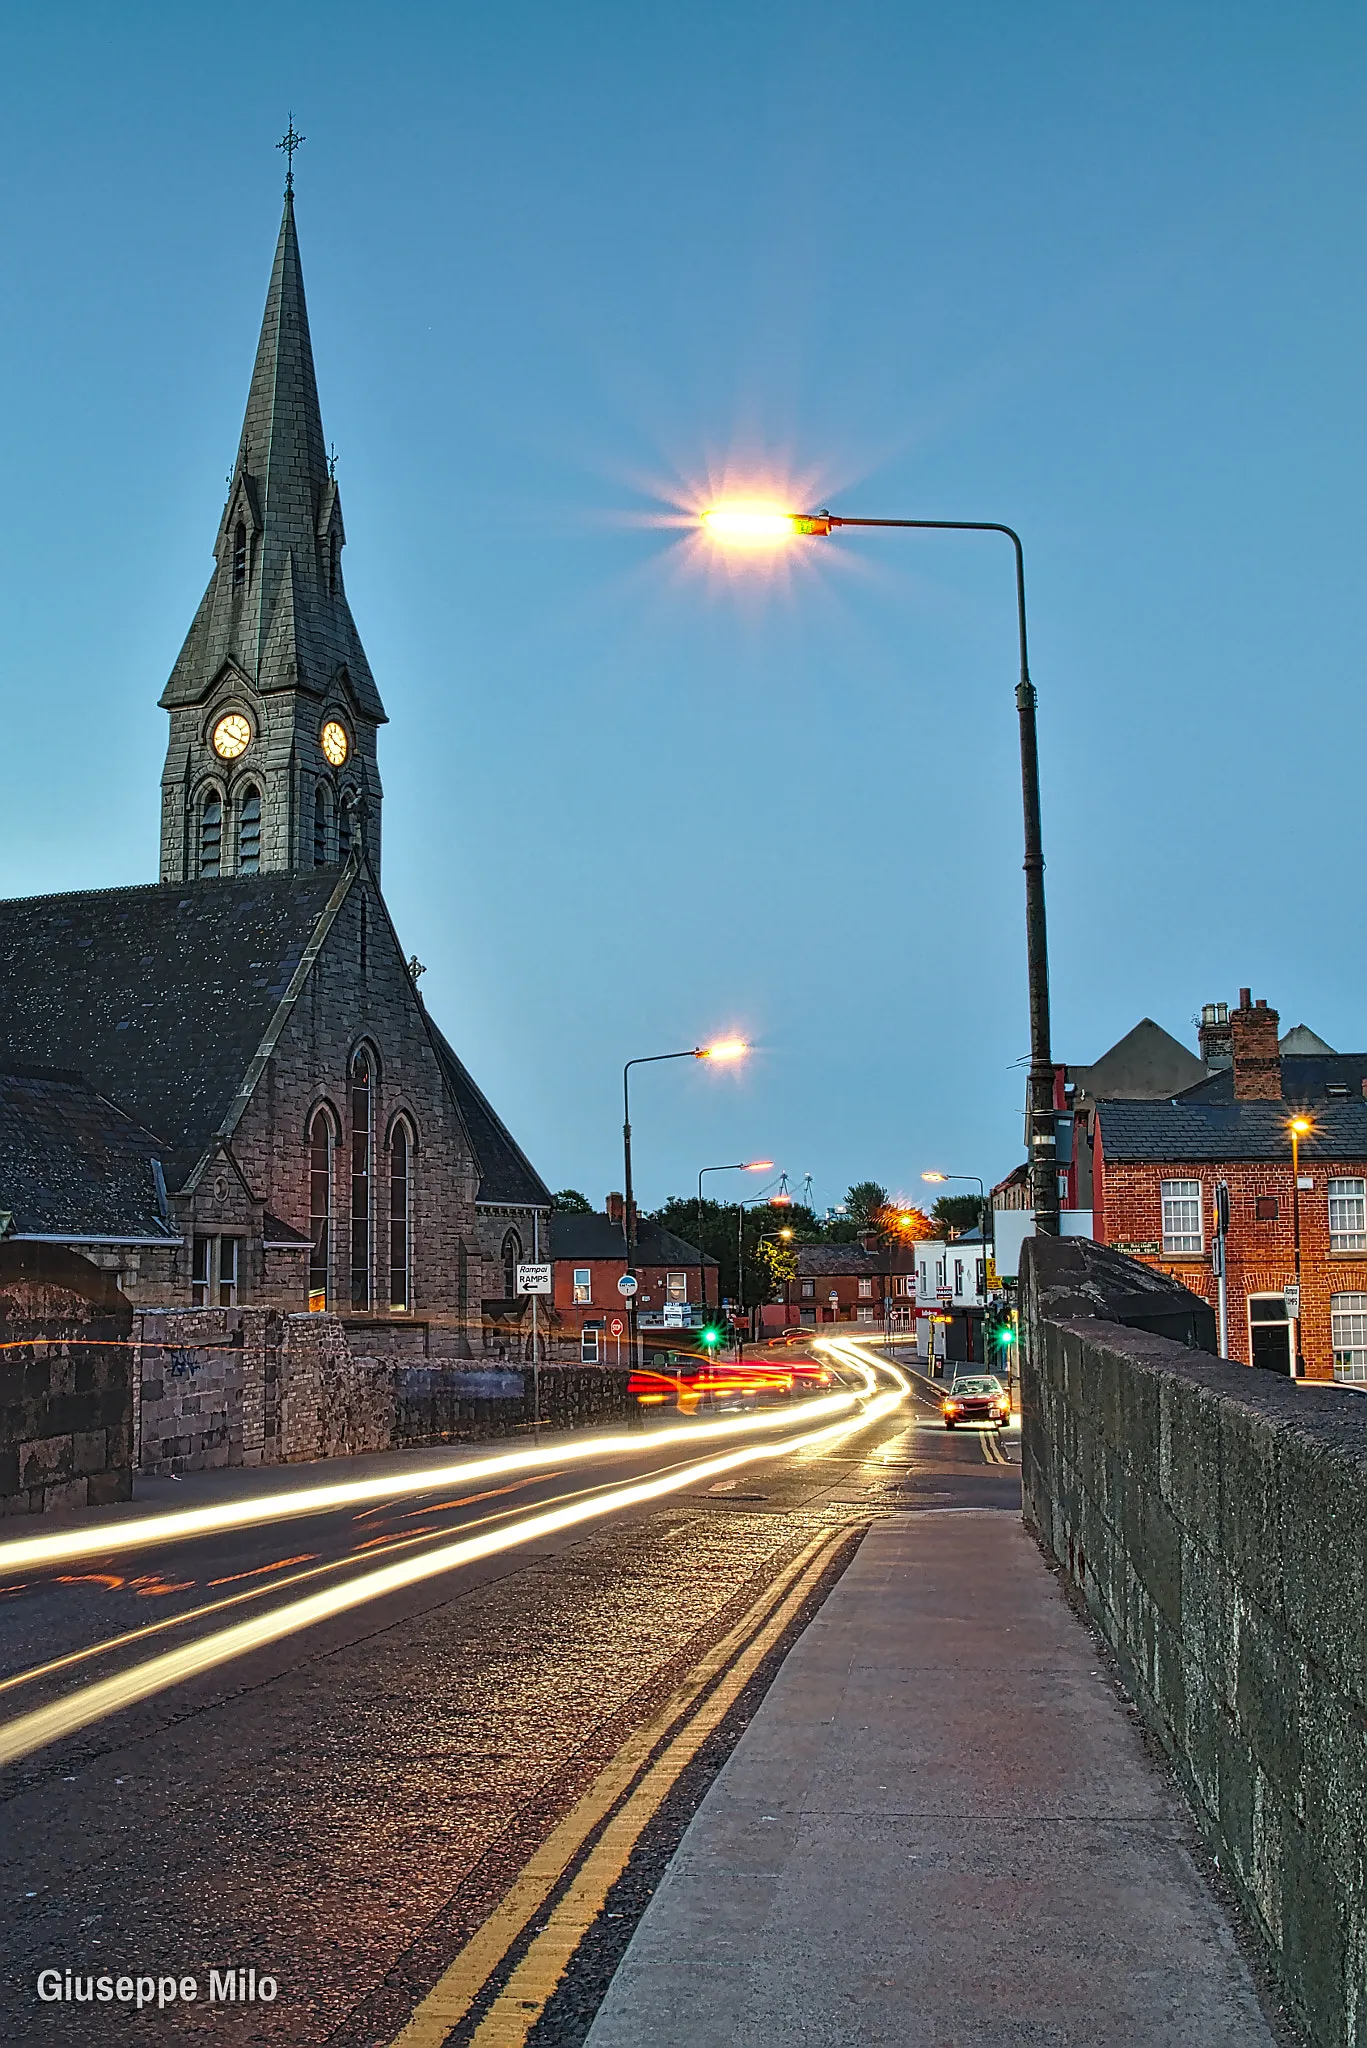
left=937, top=1287, right=953, bottom=1305
left=663, top=1303, right=686, bottom=1326
left=516, top=1263, right=551, bottom=1295
left=984, top=1257, right=999, bottom=1290
left=617, top=1273, right=639, bottom=1297
left=609, top=1315, right=624, bottom=1337
left=1284, top=1283, right=1301, bottom=1318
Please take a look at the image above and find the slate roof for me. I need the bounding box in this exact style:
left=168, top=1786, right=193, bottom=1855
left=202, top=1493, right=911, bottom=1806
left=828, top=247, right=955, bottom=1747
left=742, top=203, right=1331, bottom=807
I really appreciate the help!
left=1176, top=1057, right=1367, bottom=1108
left=550, top=1213, right=716, bottom=1267
left=1068, top=1018, right=1205, bottom=1105
left=0, top=874, right=339, bottom=1188
left=1098, top=1097, right=1367, bottom=1164
left=426, top=1021, right=552, bottom=1210
left=0, top=1067, right=176, bottom=1240
left=795, top=1244, right=884, bottom=1276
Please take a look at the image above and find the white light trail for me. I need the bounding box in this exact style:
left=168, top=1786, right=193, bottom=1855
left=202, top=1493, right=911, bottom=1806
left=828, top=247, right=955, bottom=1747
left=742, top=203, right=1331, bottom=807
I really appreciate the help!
left=0, top=1388, right=905, bottom=1770
left=0, top=1388, right=868, bottom=1576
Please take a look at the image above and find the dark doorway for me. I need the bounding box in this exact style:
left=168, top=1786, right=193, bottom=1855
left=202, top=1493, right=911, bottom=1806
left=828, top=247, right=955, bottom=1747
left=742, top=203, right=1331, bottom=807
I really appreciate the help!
left=1249, top=1297, right=1291, bottom=1374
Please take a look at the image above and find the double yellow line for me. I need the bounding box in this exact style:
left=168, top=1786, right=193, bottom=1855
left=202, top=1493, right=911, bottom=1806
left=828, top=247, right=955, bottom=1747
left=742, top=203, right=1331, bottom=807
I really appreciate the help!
left=388, top=1523, right=857, bottom=2048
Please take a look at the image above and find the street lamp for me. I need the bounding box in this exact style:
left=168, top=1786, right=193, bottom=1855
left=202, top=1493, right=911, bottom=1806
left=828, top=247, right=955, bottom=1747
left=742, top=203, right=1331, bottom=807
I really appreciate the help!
left=1289, top=1115, right=1313, bottom=1380
left=621, top=1041, right=749, bottom=1367
left=703, top=503, right=1058, bottom=1233
left=697, top=1160, right=773, bottom=1308
left=921, top=1171, right=989, bottom=1240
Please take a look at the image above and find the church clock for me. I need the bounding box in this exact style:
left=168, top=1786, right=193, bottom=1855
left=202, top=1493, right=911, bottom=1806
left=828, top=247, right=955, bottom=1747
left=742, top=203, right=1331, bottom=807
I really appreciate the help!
left=320, top=719, right=349, bottom=766
left=211, top=712, right=253, bottom=760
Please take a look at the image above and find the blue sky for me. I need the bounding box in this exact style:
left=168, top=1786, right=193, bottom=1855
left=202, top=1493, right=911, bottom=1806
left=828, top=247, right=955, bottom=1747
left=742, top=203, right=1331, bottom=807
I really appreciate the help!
left=1, top=2, right=1363, bottom=1213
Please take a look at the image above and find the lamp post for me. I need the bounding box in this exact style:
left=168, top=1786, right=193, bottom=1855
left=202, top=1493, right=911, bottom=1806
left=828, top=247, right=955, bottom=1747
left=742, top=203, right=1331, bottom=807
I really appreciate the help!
left=704, top=505, right=1058, bottom=1234
left=921, top=1171, right=989, bottom=1239
left=622, top=1040, right=748, bottom=1363
left=698, top=1160, right=773, bottom=1312
left=1289, top=1116, right=1313, bottom=1380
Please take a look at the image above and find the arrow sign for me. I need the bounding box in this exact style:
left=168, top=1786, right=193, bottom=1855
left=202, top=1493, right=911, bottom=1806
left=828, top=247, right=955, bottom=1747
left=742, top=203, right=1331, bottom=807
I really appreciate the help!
left=617, top=1273, right=639, bottom=1297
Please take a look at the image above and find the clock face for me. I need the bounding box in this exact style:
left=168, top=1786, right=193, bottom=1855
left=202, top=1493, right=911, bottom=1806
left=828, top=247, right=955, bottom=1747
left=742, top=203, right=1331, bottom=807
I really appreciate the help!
left=211, top=712, right=252, bottom=760
left=320, top=720, right=350, bottom=767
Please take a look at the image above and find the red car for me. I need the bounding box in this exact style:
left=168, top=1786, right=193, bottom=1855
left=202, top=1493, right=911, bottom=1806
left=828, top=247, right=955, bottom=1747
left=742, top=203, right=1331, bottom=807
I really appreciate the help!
left=941, top=1375, right=1011, bottom=1429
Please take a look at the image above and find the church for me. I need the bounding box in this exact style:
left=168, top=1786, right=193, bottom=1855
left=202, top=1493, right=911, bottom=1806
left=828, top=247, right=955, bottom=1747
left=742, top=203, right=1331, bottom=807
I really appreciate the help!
left=0, top=179, right=550, bottom=1356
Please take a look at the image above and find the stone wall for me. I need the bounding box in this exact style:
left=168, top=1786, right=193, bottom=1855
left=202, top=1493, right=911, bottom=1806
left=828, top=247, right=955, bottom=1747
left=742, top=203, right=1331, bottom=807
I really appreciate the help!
left=0, top=1244, right=133, bottom=1513
left=1020, top=1233, right=1367, bottom=2048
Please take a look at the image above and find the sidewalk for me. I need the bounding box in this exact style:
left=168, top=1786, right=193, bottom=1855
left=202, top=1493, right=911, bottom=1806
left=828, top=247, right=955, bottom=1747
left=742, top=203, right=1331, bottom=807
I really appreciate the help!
left=585, top=1511, right=1278, bottom=2047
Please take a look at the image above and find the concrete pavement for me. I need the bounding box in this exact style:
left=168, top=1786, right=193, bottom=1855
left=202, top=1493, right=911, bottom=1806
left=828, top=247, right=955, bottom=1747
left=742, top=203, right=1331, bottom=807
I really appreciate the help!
left=584, top=1509, right=1279, bottom=2047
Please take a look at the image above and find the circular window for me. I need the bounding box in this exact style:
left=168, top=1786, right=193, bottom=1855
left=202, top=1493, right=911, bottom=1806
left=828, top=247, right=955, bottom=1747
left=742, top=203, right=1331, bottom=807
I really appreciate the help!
left=320, top=720, right=350, bottom=767
left=211, top=712, right=252, bottom=760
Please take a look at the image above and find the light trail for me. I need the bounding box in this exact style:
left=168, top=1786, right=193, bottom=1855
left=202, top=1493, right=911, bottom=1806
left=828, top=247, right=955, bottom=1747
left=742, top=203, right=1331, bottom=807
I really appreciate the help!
left=0, top=1385, right=905, bottom=1771
left=0, top=1387, right=868, bottom=1577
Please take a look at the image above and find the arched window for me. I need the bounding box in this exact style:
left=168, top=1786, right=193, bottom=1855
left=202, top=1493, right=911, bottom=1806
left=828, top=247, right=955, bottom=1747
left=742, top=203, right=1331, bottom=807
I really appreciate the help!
left=199, top=792, right=223, bottom=877
left=308, top=1111, right=333, bottom=1311
left=338, top=795, right=353, bottom=861
left=236, top=786, right=261, bottom=873
left=350, top=1050, right=372, bottom=1311
left=389, top=1121, right=411, bottom=1313
left=503, top=1229, right=523, bottom=1301
left=233, top=521, right=247, bottom=588
left=313, top=785, right=330, bottom=866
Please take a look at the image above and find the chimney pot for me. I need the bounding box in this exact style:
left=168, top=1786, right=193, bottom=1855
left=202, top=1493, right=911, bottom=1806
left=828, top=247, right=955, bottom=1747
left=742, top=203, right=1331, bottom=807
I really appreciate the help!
left=1239, top=987, right=1251, bottom=1009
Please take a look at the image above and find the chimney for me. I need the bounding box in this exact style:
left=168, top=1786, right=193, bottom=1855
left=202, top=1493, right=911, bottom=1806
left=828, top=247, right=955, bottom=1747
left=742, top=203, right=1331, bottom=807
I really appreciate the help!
left=605, top=1191, right=624, bottom=1224
left=1231, top=991, right=1282, bottom=1101
left=1198, top=1000, right=1232, bottom=1070
left=860, top=1229, right=880, bottom=1253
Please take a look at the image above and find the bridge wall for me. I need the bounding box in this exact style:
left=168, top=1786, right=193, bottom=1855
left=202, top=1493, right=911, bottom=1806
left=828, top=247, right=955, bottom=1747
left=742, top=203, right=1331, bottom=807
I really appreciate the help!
left=1021, top=1234, right=1367, bottom=2048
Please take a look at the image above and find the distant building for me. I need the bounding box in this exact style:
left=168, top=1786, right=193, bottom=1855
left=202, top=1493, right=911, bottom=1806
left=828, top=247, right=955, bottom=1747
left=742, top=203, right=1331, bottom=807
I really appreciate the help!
left=781, top=1239, right=920, bottom=1329
left=1095, top=990, right=1367, bottom=1383
left=550, top=1201, right=716, bottom=1363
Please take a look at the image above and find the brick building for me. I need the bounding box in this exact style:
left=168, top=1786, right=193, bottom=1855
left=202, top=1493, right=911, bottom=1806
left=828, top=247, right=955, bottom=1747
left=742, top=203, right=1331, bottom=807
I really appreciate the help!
left=549, top=1204, right=715, bottom=1363
left=783, top=1241, right=920, bottom=1326
left=0, top=184, right=549, bottom=1352
left=1095, top=991, right=1367, bottom=1384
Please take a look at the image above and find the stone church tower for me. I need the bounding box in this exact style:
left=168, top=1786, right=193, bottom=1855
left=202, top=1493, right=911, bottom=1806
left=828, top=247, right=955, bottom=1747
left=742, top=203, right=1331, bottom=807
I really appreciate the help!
left=159, top=189, right=387, bottom=883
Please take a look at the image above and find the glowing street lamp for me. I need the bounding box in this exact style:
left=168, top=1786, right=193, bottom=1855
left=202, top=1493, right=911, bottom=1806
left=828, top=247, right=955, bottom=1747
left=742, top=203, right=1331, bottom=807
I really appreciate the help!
left=1289, top=1114, right=1314, bottom=1379
left=921, top=1170, right=988, bottom=1236
left=621, top=1039, right=751, bottom=1282
left=704, top=500, right=1058, bottom=1235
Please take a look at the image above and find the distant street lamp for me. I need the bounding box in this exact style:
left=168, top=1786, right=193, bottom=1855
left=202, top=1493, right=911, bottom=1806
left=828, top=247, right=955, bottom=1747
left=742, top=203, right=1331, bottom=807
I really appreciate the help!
left=922, top=1171, right=989, bottom=1243
left=704, top=504, right=1058, bottom=1234
left=697, top=1160, right=773, bottom=1308
left=1289, top=1115, right=1313, bottom=1379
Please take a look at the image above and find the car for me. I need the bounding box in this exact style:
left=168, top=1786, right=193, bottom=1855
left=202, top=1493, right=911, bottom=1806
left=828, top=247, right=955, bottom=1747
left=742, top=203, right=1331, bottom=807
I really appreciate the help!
left=942, top=1374, right=1011, bottom=1429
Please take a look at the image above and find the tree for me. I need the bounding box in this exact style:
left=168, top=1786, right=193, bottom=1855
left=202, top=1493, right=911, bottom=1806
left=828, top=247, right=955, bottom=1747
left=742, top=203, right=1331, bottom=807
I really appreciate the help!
left=931, top=1193, right=984, bottom=1237
left=553, top=1188, right=593, bottom=1213
left=844, top=1182, right=889, bottom=1227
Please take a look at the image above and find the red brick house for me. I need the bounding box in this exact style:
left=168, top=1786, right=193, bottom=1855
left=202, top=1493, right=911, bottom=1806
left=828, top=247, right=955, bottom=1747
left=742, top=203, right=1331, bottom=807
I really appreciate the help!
left=1095, top=992, right=1367, bottom=1384
left=549, top=1203, right=716, bottom=1364
left=782, top=1241, right=921, bottom=1327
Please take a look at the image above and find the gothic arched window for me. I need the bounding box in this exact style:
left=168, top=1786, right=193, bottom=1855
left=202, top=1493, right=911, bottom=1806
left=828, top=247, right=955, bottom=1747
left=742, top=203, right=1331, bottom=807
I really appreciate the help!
left=199, top=792, right=223, bottom=877
left=236, top=786, right=261, bottom=873
left=233, top=521, right=247, bottom=588
left=503, top=1229, right=523, bottom=1301
left=349, top=1050, right=373, bottom=1312
left=338, top=794, right=353, bottom=861
left=308, top=1110, right=333, bottom=1311
left=313, top=785, right=330, bottom=866
left=389, top=1120, right=411, bottom=1313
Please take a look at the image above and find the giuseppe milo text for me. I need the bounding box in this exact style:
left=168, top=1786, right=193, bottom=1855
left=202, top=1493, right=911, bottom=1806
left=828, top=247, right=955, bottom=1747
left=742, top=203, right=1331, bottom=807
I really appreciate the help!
left=37, top=1968, right=277, bottom=2008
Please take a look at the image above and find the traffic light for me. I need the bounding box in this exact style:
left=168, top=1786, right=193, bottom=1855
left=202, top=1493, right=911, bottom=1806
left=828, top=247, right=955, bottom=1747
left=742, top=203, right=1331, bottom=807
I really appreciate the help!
left=984, top=1304, right=1017, bottom=1361
left=699, top=1323, right=724, bottom=1351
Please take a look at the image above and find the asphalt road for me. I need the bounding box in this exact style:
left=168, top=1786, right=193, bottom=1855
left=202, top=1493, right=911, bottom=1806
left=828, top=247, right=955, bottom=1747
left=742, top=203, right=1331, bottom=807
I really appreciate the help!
left=0, top=1343, right=1019, bottom=2046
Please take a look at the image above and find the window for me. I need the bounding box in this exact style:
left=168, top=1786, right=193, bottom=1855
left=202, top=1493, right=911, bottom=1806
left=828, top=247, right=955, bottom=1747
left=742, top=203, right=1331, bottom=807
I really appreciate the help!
left=191, top=1235, right=240, bottom=1307
left=1255, top=1195, right=1279, bottom=1221
left=236, top=786, right=261, bottom=873
left=309, top=1111, right=332, bottom=1311
left=1161, top=1179, right=1203, bottom=1254
left=573, top=1268, right=592, bottom=1305
left=233, top=520, right=246, bottom=587
left=1328, top=1178, right=1367, bottom=1253
left=350, top=1051, right=372, bottom=1311
left=800, top=1278, right=815, bottom=1300
left=581, top=1323, right=601, bottom=1365
left=313, top=786, right=330, bottom=867
left=954, top=1259, right=965, bottom=1295
left=935, top=1259, right=946, bottom=1288
left=389, top=1122, right=411, bottom=1313
left=857, top=1305, right=875, bottom=1324
left=199, top=792, right=223, bottom=877
left=1332, top=1293, right=1367, bottom=1383
left=858, top=1277, right=873, bottom=1298
left=666, top=1271, right=687, bottom=1303
left=503, top=1230, right=523, bottom=1300
left=976, top=1260, right=985, bottom=1297
left=339, top=796, right=353, bottom=860
left=919, top=1262, right=929, bottom=1295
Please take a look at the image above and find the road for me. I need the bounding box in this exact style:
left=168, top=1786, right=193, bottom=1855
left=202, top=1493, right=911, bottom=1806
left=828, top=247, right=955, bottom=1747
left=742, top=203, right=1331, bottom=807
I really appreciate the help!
left=0, top=1341, right=1019, bottom=2046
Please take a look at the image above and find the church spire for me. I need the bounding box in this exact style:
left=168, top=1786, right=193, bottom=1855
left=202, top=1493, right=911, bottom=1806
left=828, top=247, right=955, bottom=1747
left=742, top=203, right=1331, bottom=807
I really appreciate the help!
left=160, top=175, right=386, bottom=886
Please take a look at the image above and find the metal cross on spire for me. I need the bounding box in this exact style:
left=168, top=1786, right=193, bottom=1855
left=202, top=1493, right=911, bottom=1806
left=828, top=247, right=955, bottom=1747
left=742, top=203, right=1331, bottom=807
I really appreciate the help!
left=277, top=116, right=305, bottom=193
